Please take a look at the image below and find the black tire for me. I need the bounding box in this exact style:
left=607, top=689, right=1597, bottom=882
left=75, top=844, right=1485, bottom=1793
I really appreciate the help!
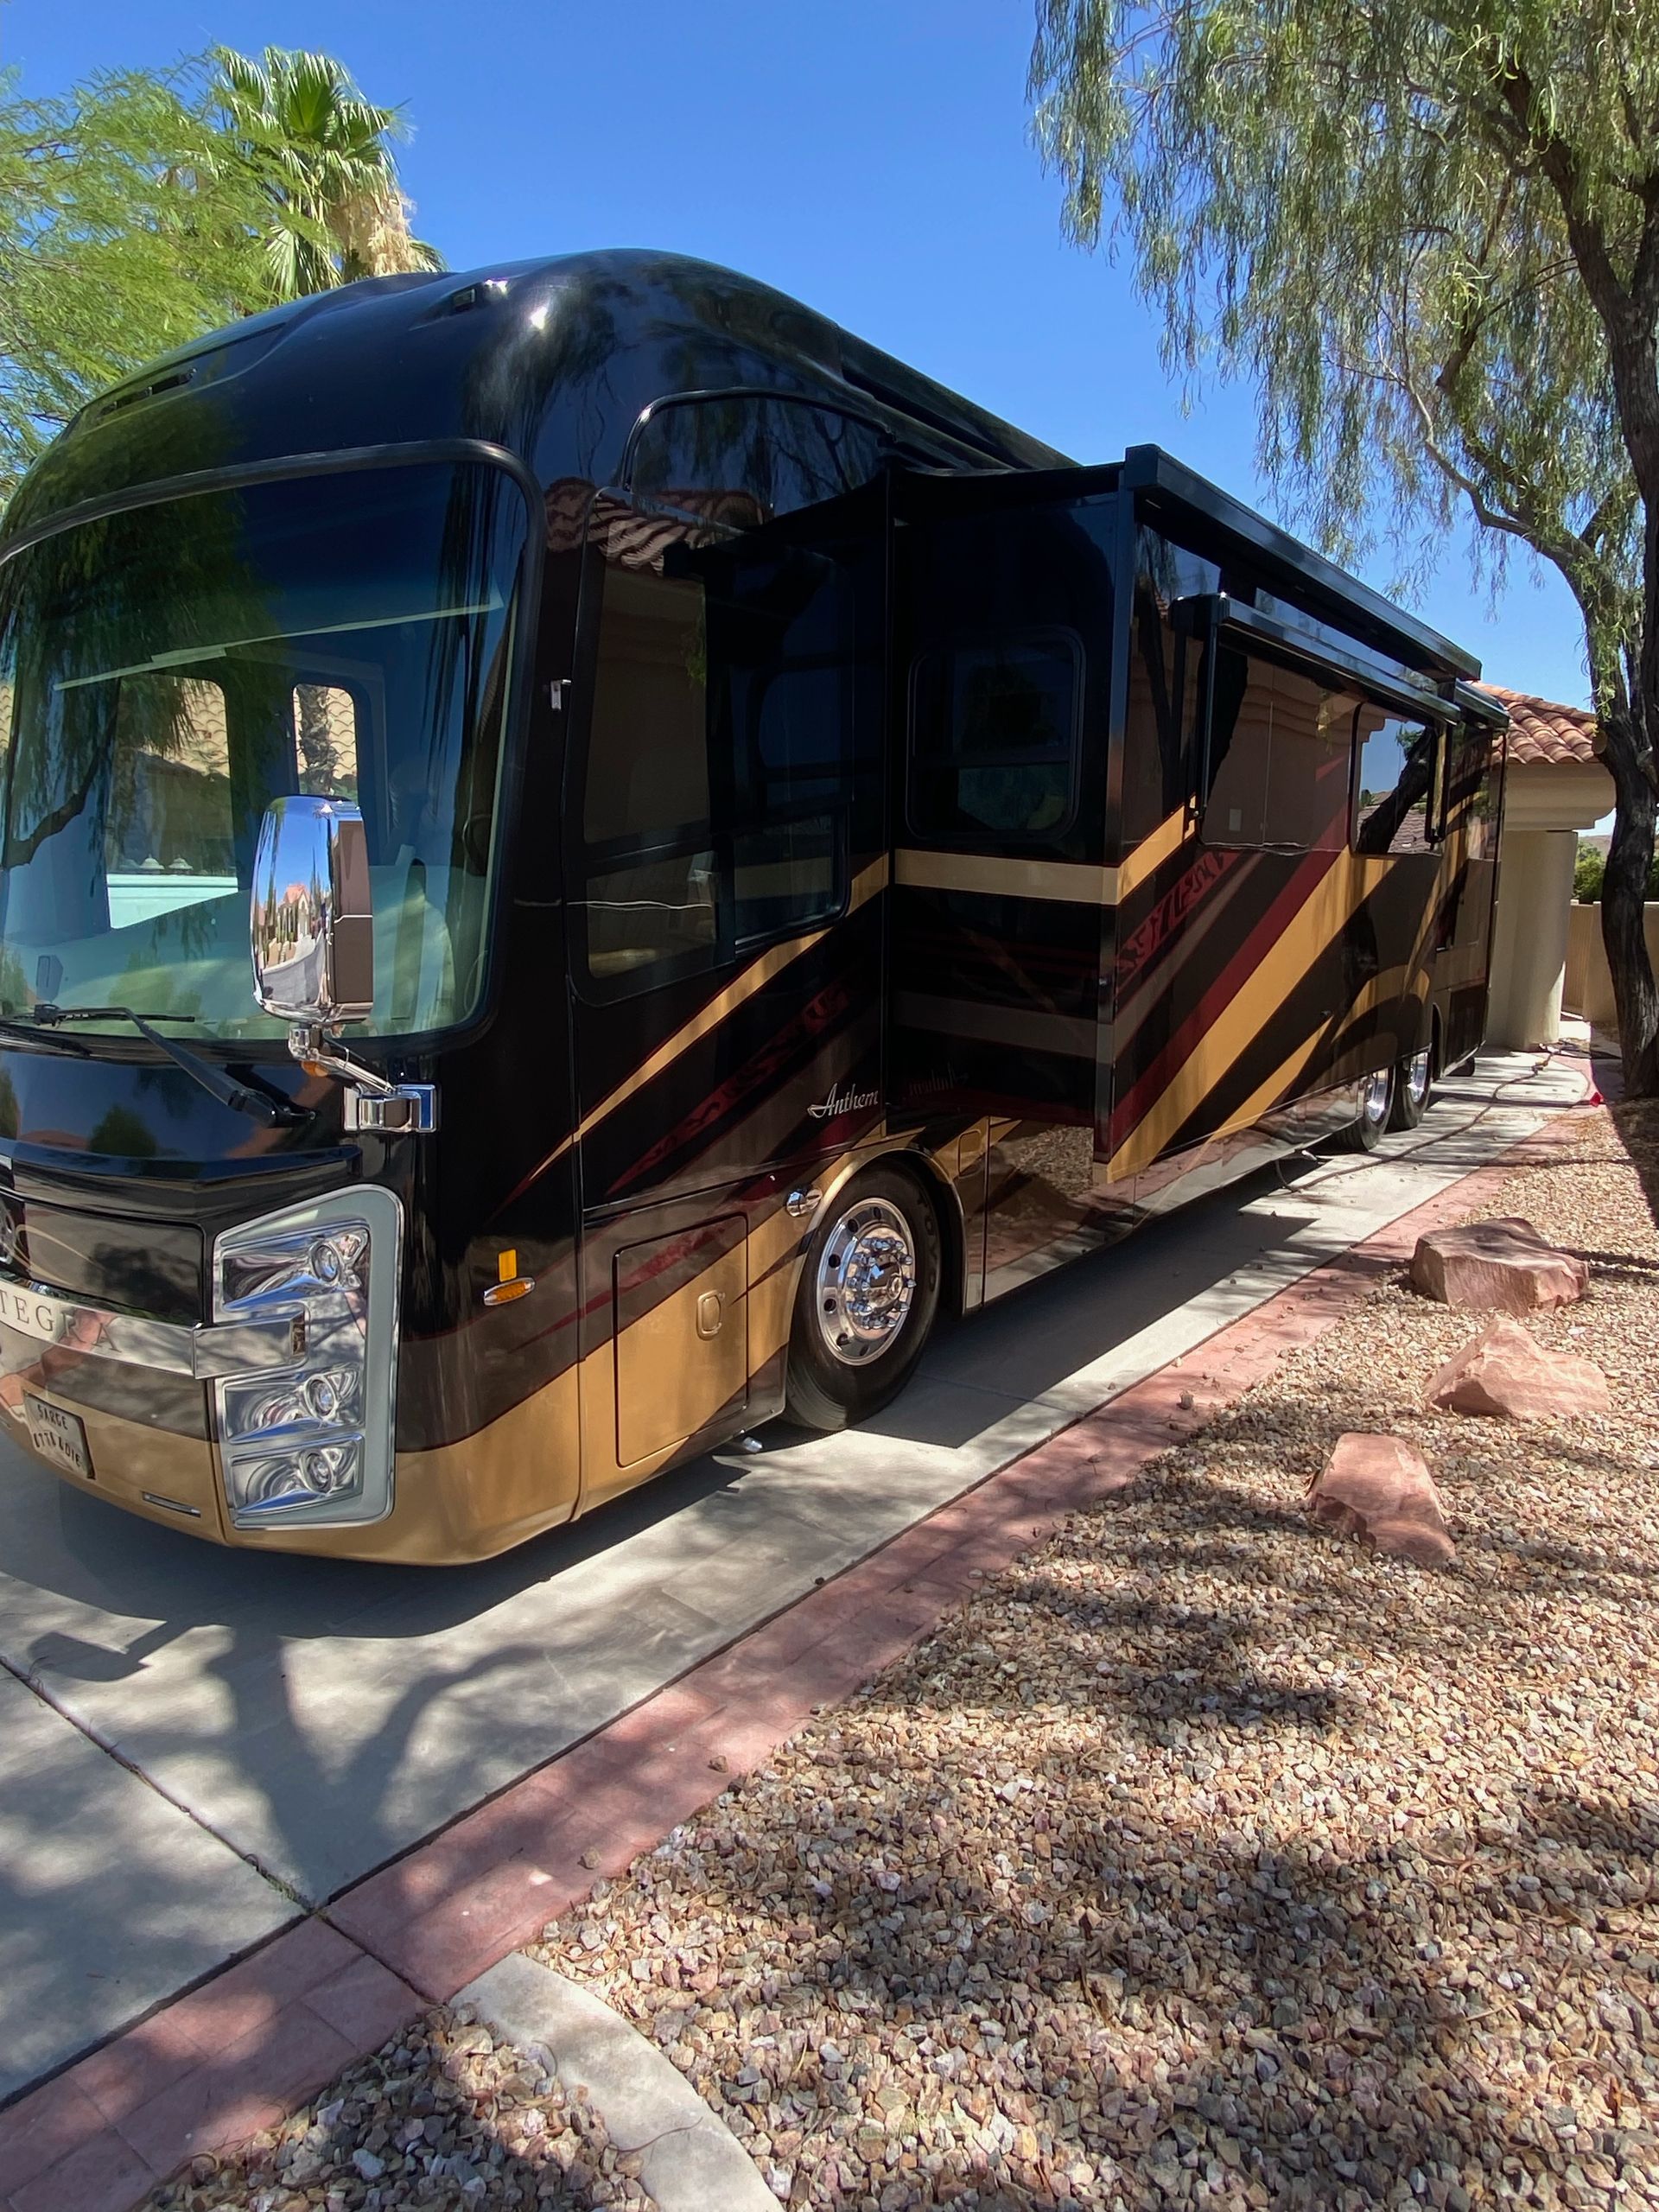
left=1389, top=1041, right=1433, bottom=1129
left=785, top=1166, right=942, bottom=1431
left=1340, top=1063, right=1395, bottom=1152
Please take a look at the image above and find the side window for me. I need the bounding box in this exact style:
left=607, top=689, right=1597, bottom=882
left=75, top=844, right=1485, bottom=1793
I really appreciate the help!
left=292, top=683, right=359, bottom=799
left=576, top=500, right=855, bottom=995
left=1200, top=649, right=1350, bottom=851
left=1354, top=710, right=1443, bottom=855
left=629, top=396, right=881, bottom=520
left=1444, top=727, right=1497, bottom=859
left=1122, top=586, right=1188, bottom=844
left=908, top=632, right=1080, bottom=843
left=105, top=674, right=235, bottom=929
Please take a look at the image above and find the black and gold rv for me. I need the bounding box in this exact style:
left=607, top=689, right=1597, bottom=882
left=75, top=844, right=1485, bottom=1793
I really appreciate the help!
left=0, top=251, right=1505, bottom=1561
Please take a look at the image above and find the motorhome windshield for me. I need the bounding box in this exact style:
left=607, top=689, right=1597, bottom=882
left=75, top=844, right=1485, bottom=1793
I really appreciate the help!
left=0, top=459, right=527, bottom=1040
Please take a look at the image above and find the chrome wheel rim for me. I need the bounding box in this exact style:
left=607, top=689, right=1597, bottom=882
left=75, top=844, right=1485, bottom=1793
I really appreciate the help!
left=1404, top=1047, right=1431, bottom=1107
left=1362, top=1068, right=1392, bottom=1125
left=815, top=1197, right=917, bottom=1366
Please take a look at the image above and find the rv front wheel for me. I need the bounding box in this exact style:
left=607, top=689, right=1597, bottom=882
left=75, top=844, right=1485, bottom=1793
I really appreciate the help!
left=785, top=1167, right=942, bottom=1431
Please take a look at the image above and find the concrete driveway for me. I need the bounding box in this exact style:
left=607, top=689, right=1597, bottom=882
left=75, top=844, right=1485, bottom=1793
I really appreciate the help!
left=0, top=1050, right=1589, bottom=2107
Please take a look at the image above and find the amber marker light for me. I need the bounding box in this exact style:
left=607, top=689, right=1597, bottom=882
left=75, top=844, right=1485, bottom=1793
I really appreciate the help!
left=482, top=1247, right=536, bottom=1306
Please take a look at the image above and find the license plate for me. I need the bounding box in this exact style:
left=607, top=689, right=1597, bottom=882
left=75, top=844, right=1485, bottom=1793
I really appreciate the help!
left=22, top=1392, right=92, bottom=1480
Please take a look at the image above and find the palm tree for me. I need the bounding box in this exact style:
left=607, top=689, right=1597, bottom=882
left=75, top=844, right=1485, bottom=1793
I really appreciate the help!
left=213, top=47, right=443, bottom=302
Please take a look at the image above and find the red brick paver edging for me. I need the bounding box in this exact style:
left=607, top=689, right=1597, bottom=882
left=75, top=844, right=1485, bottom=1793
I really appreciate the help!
left=0, top=1077, right=1598, bottom=2212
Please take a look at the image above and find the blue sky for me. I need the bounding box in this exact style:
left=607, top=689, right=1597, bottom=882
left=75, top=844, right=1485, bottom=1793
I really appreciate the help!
left=5, top=0, right=1593, bottom=709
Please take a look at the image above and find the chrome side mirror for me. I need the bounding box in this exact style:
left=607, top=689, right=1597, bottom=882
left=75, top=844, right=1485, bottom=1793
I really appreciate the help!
left=250, top=797, right=374, bottom=1030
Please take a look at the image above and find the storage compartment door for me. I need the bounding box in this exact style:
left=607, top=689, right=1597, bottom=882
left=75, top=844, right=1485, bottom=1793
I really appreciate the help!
left=613, top=1214, right=748, bottom=1469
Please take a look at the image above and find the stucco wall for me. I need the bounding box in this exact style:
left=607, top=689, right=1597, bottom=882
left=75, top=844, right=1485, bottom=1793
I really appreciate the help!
left=1485, top=756, right=1616, bottom=1050
left=1564, top=901, right=1659, bottom=1028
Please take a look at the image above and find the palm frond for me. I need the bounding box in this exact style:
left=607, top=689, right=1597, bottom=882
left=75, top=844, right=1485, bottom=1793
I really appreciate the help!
left=209, top=43, right=438, bottom=298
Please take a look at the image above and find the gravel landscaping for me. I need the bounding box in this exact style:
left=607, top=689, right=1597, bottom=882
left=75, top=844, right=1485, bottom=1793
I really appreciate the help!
left=146, top=2009, right=652, bottom=2211
left=148, top=1096, right=1659, bottom=2212
left=529, top=1099, right=1659, bottom=2211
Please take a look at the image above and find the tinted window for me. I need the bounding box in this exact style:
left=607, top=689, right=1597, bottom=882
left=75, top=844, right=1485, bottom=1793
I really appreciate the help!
left=629, top=396, right=881, bottom=520
left=1444, top=726, right=1497, bottom=859
left=1201, top=649, right=1350, bottom=851
left=722, top=546, right=850, bottom=944
left=1354, top=711, right=1442, bottom=855
left=1121, top=531, right=1217, bottom=842
left=576, top=497, right=855, bottom=995
left=909, top=632, right=1080, bottom=842
left=1122, top=591, right=1187, bottom=844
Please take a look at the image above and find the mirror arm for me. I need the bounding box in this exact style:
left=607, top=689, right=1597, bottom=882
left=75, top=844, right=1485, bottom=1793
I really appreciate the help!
left=287, top=1022, right=400, bottom=1098
left=286, top=1024, right=438, bottom=1135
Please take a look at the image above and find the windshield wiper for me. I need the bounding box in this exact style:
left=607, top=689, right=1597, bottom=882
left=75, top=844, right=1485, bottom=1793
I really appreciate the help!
left=0, top=1014, right=92, bottom=1057
left=29, top=1005, right=309, bottom=1128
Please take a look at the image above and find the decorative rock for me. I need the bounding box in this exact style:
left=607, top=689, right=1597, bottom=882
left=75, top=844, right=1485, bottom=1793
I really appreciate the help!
left=1427, top=1316, right=1611, bottom=1421
left=1306, top=1433, right=1455, bottom=1565
left=1408, top=1217, right=1588, bottom=1313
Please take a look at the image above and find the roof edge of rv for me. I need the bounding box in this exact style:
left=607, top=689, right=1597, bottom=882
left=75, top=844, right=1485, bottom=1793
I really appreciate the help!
left=24, top=251, right=1487, bottom=690
left=1119, top=446, right=1482, bottom=684
left=1455, top=681, right=1512, bottom=728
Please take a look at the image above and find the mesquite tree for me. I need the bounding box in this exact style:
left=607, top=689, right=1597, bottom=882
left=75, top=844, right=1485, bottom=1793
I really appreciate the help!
left=0, top=66, right=266, bottom=505
left=1031, top=0, right=1659, bottom=1092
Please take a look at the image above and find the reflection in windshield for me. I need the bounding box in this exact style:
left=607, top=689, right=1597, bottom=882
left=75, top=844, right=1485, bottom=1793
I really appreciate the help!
left=0, top=463, right=526, bottom=1039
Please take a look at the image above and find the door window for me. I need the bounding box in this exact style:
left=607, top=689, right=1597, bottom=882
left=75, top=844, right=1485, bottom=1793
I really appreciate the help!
left=575, top=499, right=855, bottom=996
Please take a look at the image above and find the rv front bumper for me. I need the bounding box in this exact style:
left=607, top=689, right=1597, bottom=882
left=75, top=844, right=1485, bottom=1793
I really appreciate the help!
left=0, top=1185, right=404, bottom=1538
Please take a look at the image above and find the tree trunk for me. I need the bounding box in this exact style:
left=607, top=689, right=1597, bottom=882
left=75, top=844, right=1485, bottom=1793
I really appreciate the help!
left=1598, top=694, right=1659, bottom=1095
left=1603, top=487, right=1659, bottom=1096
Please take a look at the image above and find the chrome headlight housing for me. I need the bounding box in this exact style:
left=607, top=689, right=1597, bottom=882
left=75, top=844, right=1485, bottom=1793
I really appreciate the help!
left=211, top=1185, right=403, bottom=1529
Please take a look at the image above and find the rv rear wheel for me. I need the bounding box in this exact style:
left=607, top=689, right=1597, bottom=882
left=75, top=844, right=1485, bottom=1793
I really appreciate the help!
left=1389, top=1044, right=1433, bottom=1130
left=785, top=1167, right=942, bottom=1431
left=1342, top=1063, right=1395, bottom=1153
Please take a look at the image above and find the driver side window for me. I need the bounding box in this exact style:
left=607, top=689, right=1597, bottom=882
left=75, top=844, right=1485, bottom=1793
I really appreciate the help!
left=575, top=491, right=856, bottom=998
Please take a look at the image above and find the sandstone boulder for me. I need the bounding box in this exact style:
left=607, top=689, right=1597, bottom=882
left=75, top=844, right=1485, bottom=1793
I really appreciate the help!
left=1408, top=1217, right=1588, bottom=1314
left=1306, top=1433, right=1455, bottom=1566
left=1427, top=1316, right=1610, bottom=1421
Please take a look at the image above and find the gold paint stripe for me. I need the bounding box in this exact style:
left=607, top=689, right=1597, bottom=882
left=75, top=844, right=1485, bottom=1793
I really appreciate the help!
left=535, top=856, right=891, bottom=1176
left=1114, top=806, right=1191, bottom=904
left=894, top=848, right=1118, bottom=905
left=1214, top=950, right=1427, bottom=1141
left=1107, top=859, right=1369, bottom=1180
left=893, top=809, right=1189, bottom=911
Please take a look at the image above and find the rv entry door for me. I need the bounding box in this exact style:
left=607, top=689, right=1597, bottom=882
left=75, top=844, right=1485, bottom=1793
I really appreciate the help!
left=563, top=479, right=884, bottom=1504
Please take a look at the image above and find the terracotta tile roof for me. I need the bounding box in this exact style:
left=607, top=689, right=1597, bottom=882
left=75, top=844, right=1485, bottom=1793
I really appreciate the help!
left=1478, top=684, right=1601, bottom=767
